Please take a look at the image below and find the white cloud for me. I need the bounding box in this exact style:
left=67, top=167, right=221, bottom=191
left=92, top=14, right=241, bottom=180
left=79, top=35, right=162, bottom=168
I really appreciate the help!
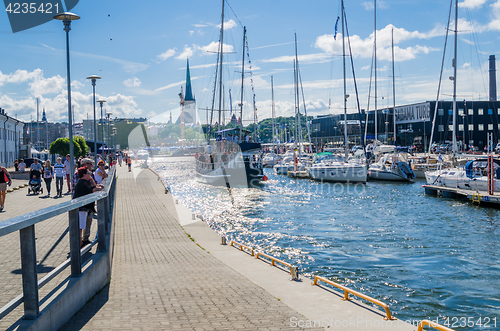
left=157, top=48, right=176, bottom=61
left=459, top=0, right=487, bottom=9
left=73, top=51, right=148, bottom=74
left=220, top=19, right=237, bottom=30
left=123, top=77, right=142, bottom=88
left=362, top=1, right=387, bottom=10
left=314, top=24, right=440, bottom=62
left=154, top=80, right=185, bottom=93
left=175, top=46, right=194, bottom=60
left=0, top=68, right=143, bottom=122
left=198, top=41, right=234, bottom=55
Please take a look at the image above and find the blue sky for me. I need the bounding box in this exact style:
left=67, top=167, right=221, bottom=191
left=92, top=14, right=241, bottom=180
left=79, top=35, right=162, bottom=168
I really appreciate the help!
left=1, top=0, right=500, bottom=126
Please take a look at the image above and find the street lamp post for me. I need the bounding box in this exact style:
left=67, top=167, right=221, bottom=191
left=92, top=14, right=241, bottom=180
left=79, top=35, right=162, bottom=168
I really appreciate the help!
left=422, top=118, right=426, bottom=153
left=96, top=100, right=106, bottom=157
left=86, top=75, right=101, bottom=162
left=106, top=112, right=112, bottom=160
left=54, top=12, right=79, bottom=191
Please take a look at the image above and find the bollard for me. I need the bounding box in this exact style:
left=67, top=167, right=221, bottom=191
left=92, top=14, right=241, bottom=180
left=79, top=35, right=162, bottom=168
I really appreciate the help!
left=221, top=237, right=227, bottom=245
left=290, top=266, right=300, bottom=281
left=175, top=199, right=179, bottom=204
left=192, top=213, right=196, bottom=220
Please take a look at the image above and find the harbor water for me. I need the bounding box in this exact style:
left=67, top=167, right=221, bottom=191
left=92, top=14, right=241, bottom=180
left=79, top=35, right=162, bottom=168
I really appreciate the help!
left=150, top=156, right=500, bottom=329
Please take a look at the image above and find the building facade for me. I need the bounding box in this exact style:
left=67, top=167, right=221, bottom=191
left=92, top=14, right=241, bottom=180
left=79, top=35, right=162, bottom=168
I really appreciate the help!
left=310, top=100, right=500, bottom=150
left=0, top=108, right=25, bottom=167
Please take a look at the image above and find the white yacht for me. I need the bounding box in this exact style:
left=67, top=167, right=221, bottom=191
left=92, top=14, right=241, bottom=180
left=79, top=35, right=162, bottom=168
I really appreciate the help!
left=368, top=153, right=415, bottom=181
left=262, top=153, right=279, bottom=168
left=273, top=155, right=306, bottom=175
left=307, top=153, right=367, bottom=183
left=425, top=158, right=500, bottom=191
left=409, top=155, right=449, bottom=178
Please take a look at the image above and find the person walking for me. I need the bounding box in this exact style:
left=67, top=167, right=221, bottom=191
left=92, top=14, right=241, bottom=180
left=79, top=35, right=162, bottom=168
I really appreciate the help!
left=72, top=167, right=98, bottom=248
left=30, top=158, right=42, bottom=172
left=0, top=164, right=12, bottom=211
left=127, top=155, right=132, bottom=172
left=118, top=153, right=123, bottom=167
left=18, top=159, right=26, bottom=172
left=14, top=159, right=19, bottom=172
left=43, top=160, right=53, bottom=197
left=64, top=154, right=72, bottom=193
left=53, top=157, right=65, bottom=197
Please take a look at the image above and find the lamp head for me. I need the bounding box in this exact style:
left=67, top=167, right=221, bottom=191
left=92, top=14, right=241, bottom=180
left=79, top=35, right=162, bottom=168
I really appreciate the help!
left=54, top=12, right=80, bottom=31
left=54, top=12, right=80, bottom=21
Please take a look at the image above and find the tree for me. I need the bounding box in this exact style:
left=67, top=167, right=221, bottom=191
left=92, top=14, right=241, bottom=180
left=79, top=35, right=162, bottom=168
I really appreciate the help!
left=73, top=135, right=89, bottom=157
left=49, top=136, right=85, bottom=157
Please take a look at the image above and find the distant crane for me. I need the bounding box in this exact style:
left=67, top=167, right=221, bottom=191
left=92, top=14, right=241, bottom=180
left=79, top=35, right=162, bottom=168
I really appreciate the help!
left=178, top=87, right=186, bottom=144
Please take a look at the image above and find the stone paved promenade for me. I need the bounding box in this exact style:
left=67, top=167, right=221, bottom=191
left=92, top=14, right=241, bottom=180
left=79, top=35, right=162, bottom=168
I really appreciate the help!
left=59, top=165, right=323, bottom=331
left=1, top=164, right=418, bottom=331
left=0, top=174, right=97, bottom=330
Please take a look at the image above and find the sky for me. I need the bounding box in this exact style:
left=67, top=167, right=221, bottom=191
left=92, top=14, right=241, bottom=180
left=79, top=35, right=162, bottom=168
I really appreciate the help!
left=1, top=0, right=500, bottom=126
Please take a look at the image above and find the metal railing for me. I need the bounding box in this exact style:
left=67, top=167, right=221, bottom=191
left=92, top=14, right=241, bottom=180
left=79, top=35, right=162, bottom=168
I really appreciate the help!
left=417, top=319, right=455, bottom=331
left=0, top=166, right=116, bottom=320
left=312, top=275, right=395, bottom=321
left=229, top=240, right=254, bottom=256
left=255, top=252, right=293, bottom=273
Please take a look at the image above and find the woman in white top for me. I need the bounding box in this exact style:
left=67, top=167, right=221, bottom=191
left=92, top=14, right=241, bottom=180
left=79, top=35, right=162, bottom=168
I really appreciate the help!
left=94, top=160, right=108, bottom=184
left=43, top=160, right=53, bottom=196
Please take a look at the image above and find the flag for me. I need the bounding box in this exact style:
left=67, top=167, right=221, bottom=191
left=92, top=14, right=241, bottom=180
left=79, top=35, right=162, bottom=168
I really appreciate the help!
left=438, top=154, right=444, bottom=162
left=334, top=16, right=340, bottom=40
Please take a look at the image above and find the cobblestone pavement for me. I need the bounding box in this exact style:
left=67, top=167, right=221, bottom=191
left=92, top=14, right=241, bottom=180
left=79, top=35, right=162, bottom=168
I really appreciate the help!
left=0, top=176, right=97, bottom=330
left=59, top=166, right=320, bottom=331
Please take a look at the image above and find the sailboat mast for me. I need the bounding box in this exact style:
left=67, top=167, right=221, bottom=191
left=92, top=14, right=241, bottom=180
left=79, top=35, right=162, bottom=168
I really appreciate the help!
left=342, top=0, right=348, bottom=160
left=452, top=0, right=458, bottom=154
left=374, top=0, right=378, bottom=142
left=392, top=27, right=396, bottom=145
left=271, top=75, right=276, bottom=150
left=240, top=26, right=246, bottom=141
left=294, top=33, right=301, bottom=148
left=218, top=0, right=225, bottom=133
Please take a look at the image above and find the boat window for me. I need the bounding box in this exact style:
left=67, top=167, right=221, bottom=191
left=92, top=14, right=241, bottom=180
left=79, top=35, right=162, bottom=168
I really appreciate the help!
left=448, top=172, right=455, bottom=175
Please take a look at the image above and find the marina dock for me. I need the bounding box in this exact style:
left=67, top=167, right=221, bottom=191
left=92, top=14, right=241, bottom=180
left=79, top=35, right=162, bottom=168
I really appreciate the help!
left=1, top=165, right=454, bottom=330
left=423, top=184, right=500, bottom=206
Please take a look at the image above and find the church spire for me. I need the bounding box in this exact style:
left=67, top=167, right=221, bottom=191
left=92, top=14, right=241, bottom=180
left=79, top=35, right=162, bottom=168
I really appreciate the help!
left=42, top=108, right=47, bottom=122
left=184, top=58, right=195, bottom=101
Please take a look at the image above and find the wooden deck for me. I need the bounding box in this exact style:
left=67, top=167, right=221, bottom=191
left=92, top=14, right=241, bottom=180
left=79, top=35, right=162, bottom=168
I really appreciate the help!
left=423, top=184, right=500, bottom=206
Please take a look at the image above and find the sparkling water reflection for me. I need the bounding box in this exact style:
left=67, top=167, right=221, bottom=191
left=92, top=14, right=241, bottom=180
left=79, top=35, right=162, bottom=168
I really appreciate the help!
left=151, top=156, right=500, bottom=327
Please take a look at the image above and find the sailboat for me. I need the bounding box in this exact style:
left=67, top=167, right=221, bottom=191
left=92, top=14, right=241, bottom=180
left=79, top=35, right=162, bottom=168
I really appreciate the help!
left=306, top=0, right=367, bottom=183
left=366, top=0, right=414, bottom=182
left=424, top=0, right=500, bottom=191
left=195, top=0, right=264, bottom=188
left=274, top=34, right=310, bottom=177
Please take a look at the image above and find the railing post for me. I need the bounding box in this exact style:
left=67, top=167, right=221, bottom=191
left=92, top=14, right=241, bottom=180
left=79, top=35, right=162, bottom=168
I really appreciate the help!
left=19, top=225, right=39, bottom=319
left=69, top=209, right=81, bottom=276
left=97, top=198, right=107, bottom=252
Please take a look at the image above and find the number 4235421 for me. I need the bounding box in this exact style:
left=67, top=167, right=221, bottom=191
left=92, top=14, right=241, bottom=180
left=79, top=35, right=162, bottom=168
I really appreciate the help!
left=5, top=2, right=60, bottom=14
left=442, top=316, right=497, bottom=328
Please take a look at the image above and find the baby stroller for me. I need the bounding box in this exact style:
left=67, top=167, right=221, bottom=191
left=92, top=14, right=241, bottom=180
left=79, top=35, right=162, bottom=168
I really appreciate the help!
left=28, top=169, right=43, bottom=195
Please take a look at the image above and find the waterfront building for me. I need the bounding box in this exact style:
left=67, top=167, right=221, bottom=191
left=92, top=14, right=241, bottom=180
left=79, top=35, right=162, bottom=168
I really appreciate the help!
left=0, top=108, right=25, bottom=167
left=310, top=100, right=500, bottom=150
left=23, top=114, right=66, bottom=152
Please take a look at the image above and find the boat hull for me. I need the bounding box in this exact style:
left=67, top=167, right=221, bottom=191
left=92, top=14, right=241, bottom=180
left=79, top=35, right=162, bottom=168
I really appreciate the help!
left=196, top=166, right=264, bottom=188
left=307, top=165, right=367, bottom=183
left=425, top=171, right=500, bottom=191
left=368, top=169, right=410, bottom=181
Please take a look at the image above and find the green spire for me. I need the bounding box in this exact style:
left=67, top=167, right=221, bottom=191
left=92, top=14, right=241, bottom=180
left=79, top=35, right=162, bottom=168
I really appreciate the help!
left=185, top=58, right=194, bottom=101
